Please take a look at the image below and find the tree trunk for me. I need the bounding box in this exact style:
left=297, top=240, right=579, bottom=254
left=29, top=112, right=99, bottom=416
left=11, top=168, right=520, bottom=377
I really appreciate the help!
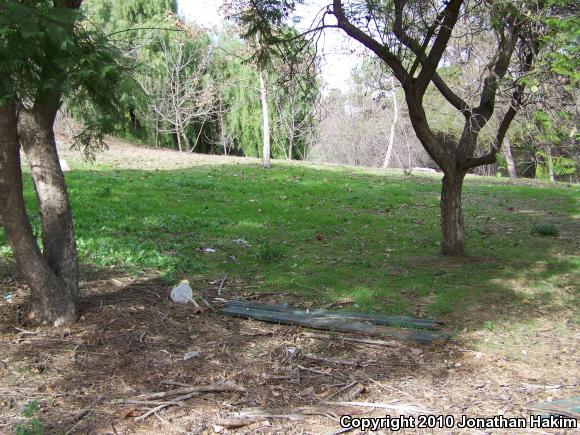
left=258, top=69, right=271, bottom=169
left=502, top=138, right=517, bottom=179
left=155, top=117, right=160, bottom=148
left=18, top=106, right=79, bottom=321
left=382, top=76, right=399, bottom=169
left=181, top=132, right=189, bottom=152
left=176, top=128, right=183, bottom=152
left=219, top=103, right=228, bottom=155
left=440, top=171, right=466, bottom=256
left=0, top=103, right=77, bottom=326
left=546, top=147, right=555, bottom=182
left=18, top=107, right=79, bottom=294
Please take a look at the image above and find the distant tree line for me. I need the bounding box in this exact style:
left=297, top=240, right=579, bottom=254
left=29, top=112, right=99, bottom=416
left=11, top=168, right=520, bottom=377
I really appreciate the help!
left=69, top=0, right=319, bottom=160
left=313, top=50, right=578, bottom=183
left=72, top=0, right=577, bottom=181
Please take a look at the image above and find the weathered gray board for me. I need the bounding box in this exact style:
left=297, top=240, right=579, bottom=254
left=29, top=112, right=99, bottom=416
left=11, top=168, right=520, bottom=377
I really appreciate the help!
left=226, top=300, right=444, bottom=330
left=529, top=397, right=580, bottom=419
left=221, top=302, right=450, bottom=344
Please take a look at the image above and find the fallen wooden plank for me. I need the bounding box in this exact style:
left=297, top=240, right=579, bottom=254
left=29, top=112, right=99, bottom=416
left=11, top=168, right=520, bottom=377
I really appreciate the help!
left=226, top=300, right=443, bottom=330
left=528, top=397, right=580, bottom=419
left=220, top=305, right=450, bottom=344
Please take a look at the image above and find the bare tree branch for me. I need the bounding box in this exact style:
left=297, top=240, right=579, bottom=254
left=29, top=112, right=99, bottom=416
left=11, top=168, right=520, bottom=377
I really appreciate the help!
left=331, top=0, right=409, bottom=84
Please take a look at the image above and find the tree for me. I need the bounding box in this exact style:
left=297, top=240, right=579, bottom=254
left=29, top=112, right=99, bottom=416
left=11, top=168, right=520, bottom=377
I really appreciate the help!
left=81, top=0, right=180, bottom=148
left=0, top=1, right=125, bottom=325
left=270, top=47, right=319, bottom=160
left=143, top=39, right=216, bottom=152
left=510, top=9, right=579, bottom=182
left=81, top=1, right=322, bottom=159
left=231, top=0, right=565, bottom=255
left=221, top=6, right=320, bottom=165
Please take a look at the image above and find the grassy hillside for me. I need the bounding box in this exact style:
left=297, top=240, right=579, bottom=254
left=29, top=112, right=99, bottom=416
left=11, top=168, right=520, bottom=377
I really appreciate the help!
left=1, top=156, right=578, bottom=330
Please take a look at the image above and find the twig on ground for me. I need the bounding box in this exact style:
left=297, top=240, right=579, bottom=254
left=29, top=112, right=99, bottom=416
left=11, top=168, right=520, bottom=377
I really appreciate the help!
left=13, top=327, right=39, bottom=335
left=160, top=381, right=194, bottom=388
left=324, top=382, right=358, bottom=401
left=230, top=406, right=338, bottom=422
left=302, top=332, right=399, bottom=347
left=65, top=395, right=105, bottom=434
left=325, top=401, right=432, bottom=414
left=114, top=399, right=175, bottom=406
left=328, top=427, right=354, bottom=435
left=369, top=379, right=417, bottom=401
left=303, top=353, right=362, bottom=367
left=132, top=383, right=246, bottom=401
left=218, top=272, right=228, bottom=296
left=297, top=365, right=333, bottom=376
left=215, top=417, right=262, bottom=428
left=200, top=297, right=214, bottom=310
left=135, top=392, right=197, bottom=422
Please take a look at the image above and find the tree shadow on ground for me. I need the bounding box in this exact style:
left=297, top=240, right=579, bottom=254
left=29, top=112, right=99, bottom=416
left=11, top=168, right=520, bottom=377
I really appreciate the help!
left=1, top=270, right=454, bottom=433
left=0, top=250, right=577, bottom=433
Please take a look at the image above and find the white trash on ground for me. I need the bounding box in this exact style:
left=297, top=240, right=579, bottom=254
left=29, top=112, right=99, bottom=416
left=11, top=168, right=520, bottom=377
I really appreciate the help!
left=183, top=351, right=202, bottom=361
left=234, top=239, right=251, bottom=248
left=170, top=282, right=194, bottom=303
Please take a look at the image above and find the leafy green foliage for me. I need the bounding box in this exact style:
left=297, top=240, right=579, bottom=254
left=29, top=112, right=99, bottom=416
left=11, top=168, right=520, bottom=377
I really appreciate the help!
left=0, top=1, right=74, bottom=101
left=535, top=150, right=577, bottom=181
left=508, top=3, right=580, bottom=180
left=0, top=0, right=131, bottom=155
left=80, top=0, right=181, bottom=148
left=543, top=10, right=579, bottom=83
left=208, top=34, right=317, bottom=159
left=553, top=156, right=577, bottom=177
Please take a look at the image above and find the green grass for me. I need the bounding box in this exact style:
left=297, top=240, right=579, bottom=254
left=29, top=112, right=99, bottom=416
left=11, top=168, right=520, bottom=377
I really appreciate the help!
left=1, top=163, right=578, bottom=328
left=531, top=223, right=559, bottom=236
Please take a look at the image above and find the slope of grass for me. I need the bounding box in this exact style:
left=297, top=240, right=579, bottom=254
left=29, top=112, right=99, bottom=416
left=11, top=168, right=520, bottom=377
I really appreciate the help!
left=1, top=161, right=578, bottom=329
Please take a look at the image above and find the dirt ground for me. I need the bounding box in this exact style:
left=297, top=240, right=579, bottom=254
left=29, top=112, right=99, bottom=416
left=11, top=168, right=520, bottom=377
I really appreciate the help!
left=1, top=139, right=578, bottom=434
left=56, top=136, right=261, bottom=170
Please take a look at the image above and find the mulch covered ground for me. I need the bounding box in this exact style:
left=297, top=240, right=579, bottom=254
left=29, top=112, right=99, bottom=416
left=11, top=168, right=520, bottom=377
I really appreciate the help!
left=1, top=266, right=577, bottom=434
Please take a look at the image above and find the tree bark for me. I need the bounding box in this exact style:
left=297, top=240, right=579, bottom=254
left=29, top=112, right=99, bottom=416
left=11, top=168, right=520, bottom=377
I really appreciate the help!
left=440, top=171, right=466, bottom=256
left=259, top=69, right=271, bottom=169
left=0, top=103, right=77, bottom=326
left=176, top=127, right=183, bottom=152
left=382, top=76, right=399, bottom=169
left=219, top=102, right=228, bottom=155
left=546, top=147, right=555, bottom=182
left=18, top=107, right=79, bottom=296
left=502, top=138, right=517, bottom=179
